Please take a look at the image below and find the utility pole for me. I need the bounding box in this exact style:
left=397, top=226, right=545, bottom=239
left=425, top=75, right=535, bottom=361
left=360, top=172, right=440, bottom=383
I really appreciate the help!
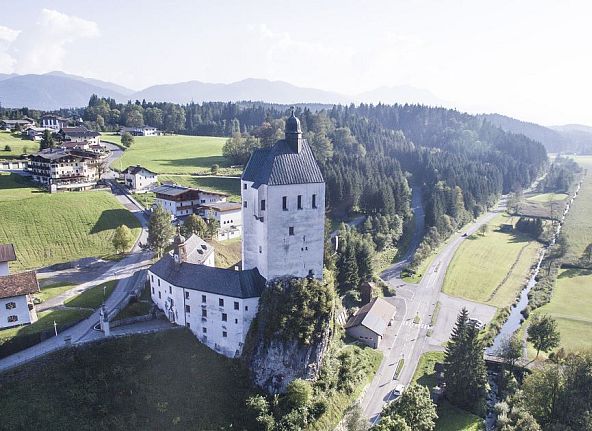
left=53, top=320, right=58, bottom=337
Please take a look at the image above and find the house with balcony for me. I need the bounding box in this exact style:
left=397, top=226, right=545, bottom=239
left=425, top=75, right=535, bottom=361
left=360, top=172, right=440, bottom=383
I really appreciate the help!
left=28, top=149, right=99, bottom=192
left=120, top=125, right=161, bottom=136
left=59, top=126, right=101, bottom=146
left=198, top=202, right=242, bottom=240
left=40, top=114, right=68, bottom=131
left=153, top=184, right=228, bottom=217
left=0, top=244, right=40, bottom=329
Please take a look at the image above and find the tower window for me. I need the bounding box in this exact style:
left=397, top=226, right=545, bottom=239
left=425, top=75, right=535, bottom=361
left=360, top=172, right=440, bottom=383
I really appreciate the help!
left=243, top=201, right=247, bottom=208
left=297, top=195, right=302, bottom=209
left=259, top=246, right=262, bottom=253
left=282, top=196, right=287, bottom=210
left=243, top=183, right=247, bottom=190
left=202, top=294, right=206, bottom=303
left=219, top=298, right=224, bottom=307
left=222, top=313, right=228, bottom=322
left=312, top=194, right=317, bottom=208
left=260, top=200, right=266, bottom=211
left=289, top=226, right=294, bottom=236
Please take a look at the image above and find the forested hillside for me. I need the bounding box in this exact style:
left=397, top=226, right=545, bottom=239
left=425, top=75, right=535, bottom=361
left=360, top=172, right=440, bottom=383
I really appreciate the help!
left=2, top=99, right=548, bottom=272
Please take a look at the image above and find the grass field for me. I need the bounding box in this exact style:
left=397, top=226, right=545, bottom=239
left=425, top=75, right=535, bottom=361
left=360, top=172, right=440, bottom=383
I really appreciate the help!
left=0, top=330, right=258, bottom=430
left=524, top=268, right=592, bottom=355
left=64, top=280, right=117, bottom=309
left=0, top=173, right=141, bottom=271
left=160, top=175, right=241, bottom=201
left=526, top=192, right=568, bottom=202
left=114, top=135, right=239, bottom=175
left=561, top=156, right=592, bottom=262
left=0, top=131, right=39, bottom=159
left=443, top=213, right=540, bottom=308
left=412, top=351, right=484, bottom=431
left=34, top=282, right=76, bottom=303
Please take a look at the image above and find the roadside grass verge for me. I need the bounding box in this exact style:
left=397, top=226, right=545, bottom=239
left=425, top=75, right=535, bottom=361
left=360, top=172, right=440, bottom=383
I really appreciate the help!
left=159, top=175, right=241, bottom=201
left=34, top=282, right=76, bottom=303
left=442, top=213, right=539, bottom=308
left=0, top=330, right=258, bottom=430
left=114, top=135, right=239, bottom=175
left=0, top=173, right=141, bottom=271
left=64, top=280, right=117, bottom=309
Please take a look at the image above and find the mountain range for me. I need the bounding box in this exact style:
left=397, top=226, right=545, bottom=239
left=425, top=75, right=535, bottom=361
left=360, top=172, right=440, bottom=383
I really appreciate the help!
left=1, top=71, right=591, bottom=153
left=0, top=71, right=447, bottom=110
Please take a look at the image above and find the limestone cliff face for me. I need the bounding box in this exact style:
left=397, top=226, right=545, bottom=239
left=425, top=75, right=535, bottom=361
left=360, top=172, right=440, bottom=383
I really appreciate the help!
left=247, top=322, right=332, bottom=394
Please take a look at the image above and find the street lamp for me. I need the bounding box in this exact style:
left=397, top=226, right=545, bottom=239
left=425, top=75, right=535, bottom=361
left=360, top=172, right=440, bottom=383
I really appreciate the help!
left=53, top=320, right=58, bottom=336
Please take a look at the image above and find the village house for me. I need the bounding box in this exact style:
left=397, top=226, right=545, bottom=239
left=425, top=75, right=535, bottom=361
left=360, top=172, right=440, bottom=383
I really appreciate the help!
left=1, top=118, right=35, bottom=131
left=0, top=244, right=40, bottom=329
left=28, top=149, right=100, bottom=192
left=121, top=165, right=158, bottom=191
left=153, top=184, right=228, bottom=217
left=40, top=114, right=68, bottom=131
left=120, top=125, right=160, bottom=136
left=148, top=111, right=325, bottom=358
left=198, top=202, right=242, bottom=240
left=345, top=297, right=397, bottom=349
left=25, top=126, right=54, bottom=141
left=59, top=126, right=101, bottom=146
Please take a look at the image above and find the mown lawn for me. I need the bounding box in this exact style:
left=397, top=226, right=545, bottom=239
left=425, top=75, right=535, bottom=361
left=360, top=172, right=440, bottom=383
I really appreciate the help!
left=412, top=351, right=484, bottom=431
left=442, top=213, right=540, bottom=308
left=0, top=131, right=39, bottom=159
left=160, top=175, right=241, bottom=201
left=0, top=173, right=141, bottom=271
left=524, top=268, right=592, bottom=355
left=0, top=330, right=257, bottom=430
left=561, top=156, right=592, bottom=262
left=0, top=308, right=93, bottom=342
left=114, top=135, right=239, bottom=175
left=64, top=280, right=118, bottom=309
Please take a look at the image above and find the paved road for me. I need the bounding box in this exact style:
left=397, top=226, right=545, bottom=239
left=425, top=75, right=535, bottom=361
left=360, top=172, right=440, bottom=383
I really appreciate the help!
left=362, top=196, right=508, bottom=424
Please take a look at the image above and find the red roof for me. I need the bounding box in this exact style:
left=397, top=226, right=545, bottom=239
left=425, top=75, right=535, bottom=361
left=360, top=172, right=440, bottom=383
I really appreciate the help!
left=0, top=244, right=16, bottom=263
left=0, top=271, right=39, bottom=299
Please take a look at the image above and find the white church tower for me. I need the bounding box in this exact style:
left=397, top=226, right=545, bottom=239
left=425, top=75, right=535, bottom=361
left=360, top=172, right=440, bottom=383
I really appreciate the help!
left=241, top=109, right=325, bottom=281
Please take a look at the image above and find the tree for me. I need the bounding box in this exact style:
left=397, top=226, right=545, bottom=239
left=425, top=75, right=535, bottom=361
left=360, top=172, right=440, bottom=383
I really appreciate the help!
left=285, top=379, right=312, bottom=410
left=371, top=414, right=411, bottom=431
left=4, top=145, right=10, bottom=152
left=181, top=214, right=207, bottom=238
left=381, top=384, right=437, bottom=431
left=444, top=308, right=488, bottom=413
left=40, top=129, right=54, bottom=150
left=121, top=131, right=134, bottom=148
left=112, top=225, right=134, bottom=254
left=527, top=314, right=560, bottom=359
left=345, top=404, right=369, bottom=431
left=147, top=205, right=174, bottom=257
left=95, top=159, right=110, bottom=180
left=210, top=164, right=219, bottom=175
left=478, top=224, right=489, bottom=236
left=497, top=334, right=523, bottom=372
left=246, top=395, right=275, bottom=431
left=581, top=243, right=592, bottom=266
left=22, top=145, right=28, bottom=154
left=204, top=219, right=219, bottom=240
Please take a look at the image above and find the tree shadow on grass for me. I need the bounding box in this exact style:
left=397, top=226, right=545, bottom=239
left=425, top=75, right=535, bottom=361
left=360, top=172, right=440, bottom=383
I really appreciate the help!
left=90, top=209, right=141, bottom=234
left=558, top=268, right=592, bottom=279
left=0, top=173, right=38, bottom=190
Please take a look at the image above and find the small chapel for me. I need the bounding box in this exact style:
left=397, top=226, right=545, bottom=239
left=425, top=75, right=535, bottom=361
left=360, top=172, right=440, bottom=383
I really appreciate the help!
left=148, top=110, right=326, bottom=357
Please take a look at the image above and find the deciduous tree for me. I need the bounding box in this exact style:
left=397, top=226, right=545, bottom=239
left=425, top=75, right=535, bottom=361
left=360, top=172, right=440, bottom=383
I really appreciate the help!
left=112, top=225, right=134, bottom=254
left=147, top=205, right=174, bottom=257
left=527, top=314, right=560, bottom=359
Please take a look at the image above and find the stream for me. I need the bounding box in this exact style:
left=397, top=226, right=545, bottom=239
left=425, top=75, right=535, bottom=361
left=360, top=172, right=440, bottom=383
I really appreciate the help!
left=484, top=181, right=582, bottom=430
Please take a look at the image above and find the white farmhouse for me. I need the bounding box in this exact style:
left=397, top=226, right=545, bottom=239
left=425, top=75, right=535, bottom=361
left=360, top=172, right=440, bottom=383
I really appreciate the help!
left=0, top=244, right=40, bottom=329
left=345, top=297, right=396, bottom=349
left=120, top=126, right=160, bottom=136
left=121, top=165, right=158, bottom=191
left=148, top=111, right=325, bottom=358
left=241, top=111, right=325, bottom=280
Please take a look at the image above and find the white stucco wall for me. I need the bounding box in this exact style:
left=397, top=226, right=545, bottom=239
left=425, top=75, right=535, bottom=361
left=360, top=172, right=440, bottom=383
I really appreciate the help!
left=0, top=295, right=36, bottom=329
left=0, top=262, right=8, bottom=276
left=241, top=179, right=325, bottom=280
left=148, top=271, right=259, bottom=358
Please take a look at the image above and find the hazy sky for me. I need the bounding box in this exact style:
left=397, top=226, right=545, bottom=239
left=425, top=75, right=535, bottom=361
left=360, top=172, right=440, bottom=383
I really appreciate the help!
left=0, top=0, right=590, bottom=125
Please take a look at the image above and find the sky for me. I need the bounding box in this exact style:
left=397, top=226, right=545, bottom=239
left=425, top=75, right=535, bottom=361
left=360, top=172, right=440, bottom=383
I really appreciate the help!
left=0, top=0, right=590, bottom=126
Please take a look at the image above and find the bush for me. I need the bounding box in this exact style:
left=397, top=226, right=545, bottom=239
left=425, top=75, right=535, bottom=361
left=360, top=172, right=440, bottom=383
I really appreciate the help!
left=4, top=145, right=11, bottom=152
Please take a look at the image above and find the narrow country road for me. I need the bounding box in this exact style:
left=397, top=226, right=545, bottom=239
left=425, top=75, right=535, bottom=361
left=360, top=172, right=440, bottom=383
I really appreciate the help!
left=361, top=194, right=508, bottom=424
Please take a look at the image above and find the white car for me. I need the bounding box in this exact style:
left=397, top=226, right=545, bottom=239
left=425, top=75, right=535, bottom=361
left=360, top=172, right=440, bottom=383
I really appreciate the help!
left=392, top=384, right=405, bottom=398
left=468, top=318, right=485, bottom=330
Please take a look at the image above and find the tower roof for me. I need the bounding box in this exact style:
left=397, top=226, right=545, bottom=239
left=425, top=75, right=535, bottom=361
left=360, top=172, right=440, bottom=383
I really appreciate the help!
left=241, top=138, right=324, bottom=187
left=285, top=108, right=302, bottom=135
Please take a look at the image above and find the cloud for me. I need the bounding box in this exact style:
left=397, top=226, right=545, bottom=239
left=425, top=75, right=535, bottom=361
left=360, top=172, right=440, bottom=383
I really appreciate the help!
left=8, top=9, right=100, bottom=74
left=0, top=25, right=20, bottom=71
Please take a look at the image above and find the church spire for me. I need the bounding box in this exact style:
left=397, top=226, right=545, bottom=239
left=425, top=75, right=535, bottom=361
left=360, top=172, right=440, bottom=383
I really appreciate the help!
left=285, top=107, right=302, bottom=153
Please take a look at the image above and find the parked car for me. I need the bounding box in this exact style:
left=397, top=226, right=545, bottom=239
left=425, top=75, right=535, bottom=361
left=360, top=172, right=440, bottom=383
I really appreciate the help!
left=468, top=318, right=485, bottom=330
left=392, top=384, right=405, bottom=399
